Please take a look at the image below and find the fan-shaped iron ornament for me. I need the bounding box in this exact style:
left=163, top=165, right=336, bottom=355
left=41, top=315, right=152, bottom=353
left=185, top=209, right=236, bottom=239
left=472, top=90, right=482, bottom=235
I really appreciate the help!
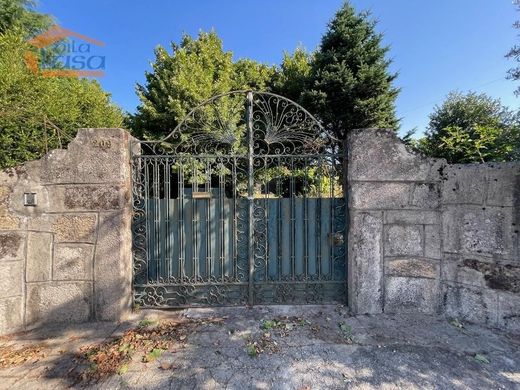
left=134, top=90, right=337, bottom=156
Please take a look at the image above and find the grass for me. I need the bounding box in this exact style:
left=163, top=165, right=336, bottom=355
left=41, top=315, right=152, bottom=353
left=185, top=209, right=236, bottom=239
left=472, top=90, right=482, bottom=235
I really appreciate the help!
left=261, top=320, right=280, bottom=330
left=117, top=364, right=129, bottom=375
left=338, top=322, right=353, bottom=343
left=246, top=343, right=258, bottom=357
left=143, top=348, right=165, bottom=363
left=137, top=319, right=158, bottom=328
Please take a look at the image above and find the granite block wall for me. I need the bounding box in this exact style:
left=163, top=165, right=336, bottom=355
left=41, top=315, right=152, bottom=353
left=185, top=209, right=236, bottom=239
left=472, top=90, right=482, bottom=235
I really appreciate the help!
left=0, top=128, right=133, bottom=334
left=347, top=128, right=520, bottom=330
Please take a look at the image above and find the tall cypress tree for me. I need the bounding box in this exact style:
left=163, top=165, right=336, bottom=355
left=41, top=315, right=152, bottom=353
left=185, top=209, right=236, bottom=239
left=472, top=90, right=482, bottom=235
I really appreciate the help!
left=304, top=1, right=399, bottom=141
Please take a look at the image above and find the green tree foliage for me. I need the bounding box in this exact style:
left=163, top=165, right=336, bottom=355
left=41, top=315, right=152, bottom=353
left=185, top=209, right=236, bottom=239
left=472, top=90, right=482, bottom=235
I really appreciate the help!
left=130, top=31, right=274, bottom=140
left=0, top=29, right=123, bottom=168
left=418, top=92, right=520, bottom=163
left=506, top=0, right=520, bottom=95
left=131, top=2, right=400, bottom=145
left=0, top=0, right=52, bottom=36
left=270, top=47, right=312, bottom=103
left=234, top=58, right=275, bottom=91
left=302, top=1, right=399, bottom=141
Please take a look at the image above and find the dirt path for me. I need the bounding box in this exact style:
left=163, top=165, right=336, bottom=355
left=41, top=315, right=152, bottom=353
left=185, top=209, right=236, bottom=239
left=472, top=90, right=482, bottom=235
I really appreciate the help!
left=0, top=305, right=518, bottom=389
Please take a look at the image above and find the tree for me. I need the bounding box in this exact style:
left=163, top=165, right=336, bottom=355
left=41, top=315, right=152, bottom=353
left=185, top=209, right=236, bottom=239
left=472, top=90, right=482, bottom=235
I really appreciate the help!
left=506, top=0, right=520, bottom=95
left=302, top=1, right=399, bottom=141
left=0, top=0, right=53, bottom=36
left=418, top=92, right=520, bottom=163
left=270, top=47, right=312, bottom=103
left=234, top=58, right=275, bottom=92
left=130, top=31, right=274, bottom=140
left=0, top=29, right=123, bottom=168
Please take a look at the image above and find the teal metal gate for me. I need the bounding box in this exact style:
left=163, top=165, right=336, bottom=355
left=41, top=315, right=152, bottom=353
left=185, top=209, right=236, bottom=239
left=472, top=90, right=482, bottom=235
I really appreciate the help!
left=131, top=91, right=347, bottom=307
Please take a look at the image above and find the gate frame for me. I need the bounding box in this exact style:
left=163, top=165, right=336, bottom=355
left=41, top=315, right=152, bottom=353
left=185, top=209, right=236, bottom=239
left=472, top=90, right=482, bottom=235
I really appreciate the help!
left=130, top=90, right=348, bottom=308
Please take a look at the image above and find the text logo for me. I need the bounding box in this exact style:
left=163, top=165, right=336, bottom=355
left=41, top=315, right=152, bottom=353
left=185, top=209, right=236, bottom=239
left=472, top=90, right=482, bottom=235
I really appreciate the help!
left=25, top=25, right=105, bottom=77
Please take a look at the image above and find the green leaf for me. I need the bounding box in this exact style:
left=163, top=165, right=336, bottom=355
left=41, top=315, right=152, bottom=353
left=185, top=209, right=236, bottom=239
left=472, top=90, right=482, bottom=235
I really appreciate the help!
left=246, top=344, right=258, bottom=357
left=338, top=321, right=353, bottom=341
left=261, top=320, right=276, bottom=330
left=117, top=364, right=129, bottom=375
left=474, top=354, right=490, bottom=364
left=450, top=319, right=464, bottom=329
left=144, top=348, right=165, bottom=363
left=138, top=319, right=158, bottom=328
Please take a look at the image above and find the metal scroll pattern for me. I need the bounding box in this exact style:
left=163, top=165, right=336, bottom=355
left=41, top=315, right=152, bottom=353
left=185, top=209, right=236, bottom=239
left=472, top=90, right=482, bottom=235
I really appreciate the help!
left=138, top=91, right=333, bottom=156
left=131, top=91, right=346, bottom=307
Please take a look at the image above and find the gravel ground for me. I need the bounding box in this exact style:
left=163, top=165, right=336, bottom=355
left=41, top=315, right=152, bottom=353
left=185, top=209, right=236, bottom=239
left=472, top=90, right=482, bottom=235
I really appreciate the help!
left=0, top=305, right=518, bottom=389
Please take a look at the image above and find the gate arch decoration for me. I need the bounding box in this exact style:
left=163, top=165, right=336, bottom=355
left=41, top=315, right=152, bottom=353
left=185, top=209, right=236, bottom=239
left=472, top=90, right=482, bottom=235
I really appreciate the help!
left=131, top=91, right=347, bottom=307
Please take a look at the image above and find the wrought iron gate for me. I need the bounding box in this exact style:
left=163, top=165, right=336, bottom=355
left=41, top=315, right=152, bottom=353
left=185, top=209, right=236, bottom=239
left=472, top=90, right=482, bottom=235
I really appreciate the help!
left=131, top=91, right=347, bottom=307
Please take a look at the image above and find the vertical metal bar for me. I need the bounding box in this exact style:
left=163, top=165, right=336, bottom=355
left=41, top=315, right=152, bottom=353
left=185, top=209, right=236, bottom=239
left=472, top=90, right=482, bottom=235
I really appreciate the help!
left=277, top=156, right=282, bottom=282
left=206, top=158, right=211, bottom=281
left=207, top=159, right=211, bottom=282
left=154, top=158, right=160, bottom=283
left=220, top=162, right=225, bottom=283
left=303, top=157, right=308, bottom=281
left=232, top=156, right=237, bottom=281
left=264, top=156, right=268, bottom=282
left=290, top=156, right=295, bottom=281
left=316, top=155, right=322, bottom=281
left=192, top=159, right=198, bottom=283
left=329, top=156, right=334, bottom=280
left=246, top=91, right=254, bottom=305
left=179, top=159, right=185, bottom=281
left=165, top=158, right=170, bottom=280
left=144, top=158, right=150, bottom=282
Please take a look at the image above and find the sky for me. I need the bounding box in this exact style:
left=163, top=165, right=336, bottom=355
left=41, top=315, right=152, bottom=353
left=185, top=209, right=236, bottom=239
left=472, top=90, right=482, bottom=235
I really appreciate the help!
left=37, top=0, right=519, bottom=137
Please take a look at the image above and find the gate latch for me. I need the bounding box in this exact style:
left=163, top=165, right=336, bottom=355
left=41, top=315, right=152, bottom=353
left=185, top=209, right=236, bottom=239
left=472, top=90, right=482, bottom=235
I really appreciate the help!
left=329, top=232, right=344, bottom=246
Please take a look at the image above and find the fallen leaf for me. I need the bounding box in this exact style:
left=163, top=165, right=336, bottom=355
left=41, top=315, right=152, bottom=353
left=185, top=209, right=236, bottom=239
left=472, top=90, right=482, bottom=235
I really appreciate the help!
left=474, top=353, right=490, bottom=364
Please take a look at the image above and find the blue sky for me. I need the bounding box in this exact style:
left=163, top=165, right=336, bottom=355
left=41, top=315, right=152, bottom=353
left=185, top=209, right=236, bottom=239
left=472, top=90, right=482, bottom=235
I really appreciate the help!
left=37, top=0, right=518, bottom=136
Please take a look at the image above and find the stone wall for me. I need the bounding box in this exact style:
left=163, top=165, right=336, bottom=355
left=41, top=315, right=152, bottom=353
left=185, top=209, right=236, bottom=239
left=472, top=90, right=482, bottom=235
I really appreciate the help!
left=0, top=126, right=517, bottom=335
left=0, top=128, right=133, bottom=334
left=347, top=128, right=520, bottom=330
left=441, top=163, right=520, bottom=329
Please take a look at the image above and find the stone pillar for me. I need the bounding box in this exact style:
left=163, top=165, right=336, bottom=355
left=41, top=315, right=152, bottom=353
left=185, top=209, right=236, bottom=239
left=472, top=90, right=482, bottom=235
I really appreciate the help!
left=0, top=128, right=133, bottom=334
left=347, top=129, right=444, bottom=315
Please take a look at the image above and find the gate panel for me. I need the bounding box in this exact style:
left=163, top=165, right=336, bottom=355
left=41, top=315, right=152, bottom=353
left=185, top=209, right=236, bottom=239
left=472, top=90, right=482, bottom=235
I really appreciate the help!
left=131, top=91, right=347, bottom=308
left=133, top=154, right=251, bottom=307
left=250, top=153, right=346, bottom=304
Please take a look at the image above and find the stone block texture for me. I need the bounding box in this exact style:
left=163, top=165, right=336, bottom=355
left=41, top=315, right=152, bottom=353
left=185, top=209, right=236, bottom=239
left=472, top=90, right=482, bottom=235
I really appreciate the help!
left=439, top=163, right=519, bottom=330
left=347, top=129, right=443, bottom=316
left=348, top=211, right=383, bottom=314
left=347, top=129, right=520, bottom=330
left=54, top=244, right=94, bottom=280
left=0, top=126, right=518, bottom=335
left=0, top=128, right=133, bottom=335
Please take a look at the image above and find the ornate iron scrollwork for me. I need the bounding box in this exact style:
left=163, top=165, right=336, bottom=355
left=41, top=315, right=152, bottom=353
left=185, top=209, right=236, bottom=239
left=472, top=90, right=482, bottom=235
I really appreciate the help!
left=131, top=90, right=336, bottom=156
left=131, top=90, right=347, bottom=308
